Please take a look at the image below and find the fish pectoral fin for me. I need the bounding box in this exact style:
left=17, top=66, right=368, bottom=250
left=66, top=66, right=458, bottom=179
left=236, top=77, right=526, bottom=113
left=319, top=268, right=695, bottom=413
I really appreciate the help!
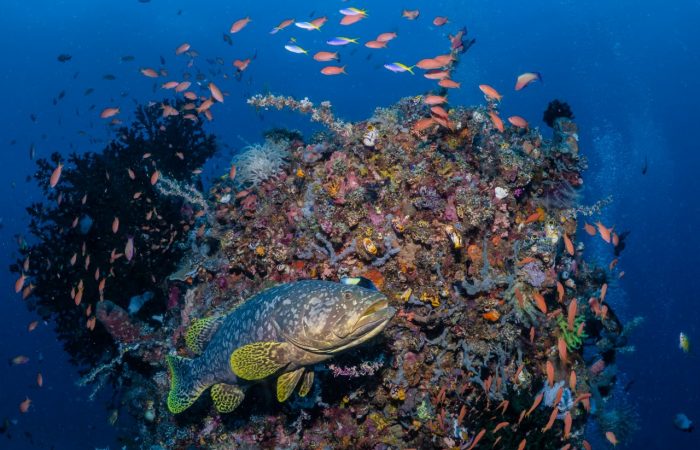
left=230, top=342, right=291, bottom=381
left=298, top=370, right=314, bottom=397
left=277, top=368, right=305, bottom=402
left=185, top=316, right=224, bottom=355
left=211, top=383, right=244, bottom=413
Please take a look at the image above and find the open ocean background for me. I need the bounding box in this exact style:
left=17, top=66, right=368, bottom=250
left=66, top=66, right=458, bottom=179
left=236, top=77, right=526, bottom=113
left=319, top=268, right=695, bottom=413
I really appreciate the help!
left=0, top=0, right=698, bottom=448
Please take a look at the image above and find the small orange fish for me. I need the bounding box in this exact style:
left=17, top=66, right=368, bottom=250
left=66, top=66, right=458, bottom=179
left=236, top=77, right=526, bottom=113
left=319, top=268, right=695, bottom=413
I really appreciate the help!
left=340, top=14, right=365, bottom=25
left=19, top=397, right=31, bottom=413
left=546, top=360, right=554, bottom=387
left=433, top=54, right=454, bottom=66
left=558, top=337, right=568, bottom=364
left=37, top=372, right=43, bottom=388
left=533, top=291, right=547, bottom=314
left=514, top=72, right=542, bottom=91
left=402, top=9, right=419, bottom=20
left=466, top=429, right=485, bottom=450
left=175, top=42, right=191, bottom=55
left=526, top=392, right=543, bottom=417
left=50, top=163, right=63, bottom=188
left=230, top=17, right=251, bottom=34
left=321, top=66, right=346, bottom=75
left=612, top=232, right=619, bottom=246
left=583, top=440, right=592, bottom=450
left=74, top=287, right=83, bottom=306
left=310, top=16, right=327, bottom=28
left=433, top=16, right=449, bottom=26
left=529, top=326, right=535, bottom=343
left=557, top=281, right=565, bottom=302
left=233, top=59, right=251, bottom=71
left=430, top=106, right=449, bottom=120
left=600, top=283, right=608, bottom=303
left=365, top=40, right=387, bottom=49
left=412, top=117, right=435, bottom=133
left=270, top=18, right=294, bottom=34
left=15, top=274, right=25, bottom=293
left=563, top=411, right=572, bottom=438
left=543, top=406, right=558, bottom=432
left=567, top=299, right=577, bottom=331
left=127, top=168, right=136, bottom=180
left=229, top=164, right=237, bottom=181
left=596, top=221, right=612, bottom=243
left=416, top=58, right=443, bottom=70
left=488, top=111, right=504, bottom=132
left=27, top=321, right=39, bottom=332
left=507, top=116, right=528, bottom=129
left=313, top=51, right=339, bottom=62
left=161, top=81, right=179, bottom=90
left=479, top=84, right=502, bottom=102
left=563, top=233, right=575, bottom=256
left=125, top=236, right=135, bottom=261
left=516, top=438, right=526, bottom=450
left=609, top=258, right=619, bottom=271
left=377, top=32, right=397, bottom=42
left=438, top=78, right=460, bottom=88
left=209, top=83, right=224, bottom=103
left=605, top=431, right=619, bottom=446
left=424, top=95, right=447, bottom=105
left=584, top=222, right=596, bottom=236
left=150, top=170, right=159, bottom=185
left=140, top=68, right=159, bottom=78
left=569, top=369, right=577, bottom=391
left=112, top=217, right=119, bottom=234
left=492, top=421, right=509, bottom=433
left=100, top=107, right=120, bottom=119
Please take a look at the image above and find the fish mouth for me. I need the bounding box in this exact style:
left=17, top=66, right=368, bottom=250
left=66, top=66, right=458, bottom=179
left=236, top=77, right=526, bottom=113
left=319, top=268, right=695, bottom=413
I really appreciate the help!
left=328, top=298, right=395, bottom=353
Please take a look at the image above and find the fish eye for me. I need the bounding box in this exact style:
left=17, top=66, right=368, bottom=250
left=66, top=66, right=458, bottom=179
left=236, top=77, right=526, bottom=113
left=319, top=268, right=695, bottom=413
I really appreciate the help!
left=342, top=290, right=352, bottom=300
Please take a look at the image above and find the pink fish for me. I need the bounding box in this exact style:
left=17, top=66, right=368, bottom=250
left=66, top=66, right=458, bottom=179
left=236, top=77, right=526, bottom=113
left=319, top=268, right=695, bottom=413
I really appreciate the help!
left=125, top=236, right=135, bottom=261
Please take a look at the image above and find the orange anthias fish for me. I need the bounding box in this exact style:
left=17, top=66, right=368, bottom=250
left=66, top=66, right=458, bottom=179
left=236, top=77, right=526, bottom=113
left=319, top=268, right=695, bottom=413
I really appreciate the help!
left=340, top=14, right=365, bottom=26
left=563, top=412, right=572, bottom=438
left=100, top=107, right=120, bottom=119
left=557, top=281, right=565, bottom=302
left=600, top=283, right=608, bottom=303
left=479, top=84, right=502, bottom=102
left=270, top=18, right=294, bottom=34
left=532, top=291, right=547, bottom=314
left=606, top=431, right=619, bottom=446
left=514, top=72, right=542, bottom=90
left=402, top=9, right=420, bottom=20
left=433, top=16, right=449, bottom=26
left=50, top=163, right=63, bottom=188
left=377, top=32, right=397, bottom=42
left=563, top=233, right=575, bottom=256
left=416, top=58, right=444, bottom=70
left=558, top=337, right=568, bottom=364
left=230, top=17, right=251, bottom=33
left=313, top=51, right=339, bottom=62
left=140, top=68, right=159, bottom=78
left=37, top=373, right=43, bottom=388
left=517, top=438, right=526, bottom=450
left=27, top=321, right=39, bottom=332
left=438, top=79, right=460, bottom=89
left=175, top=42, right=190, bottom=55
left=525, top=392, right=543, bottom=417
left=19, top=397, right=31, bottom=413
left=584, top=222, right=596, bottom=236
left=112, top=217, right=119, bottom=234
left=488, top=111, right=504, bottom=132
left=596, top=221, right=612, bottom=243
left=15, top=274, right=25, bottom=293
left=233, top=59, right=251, bottom=71
left=125, top=236, right=135, bottom=261
left=567, top=299, right=578, bottom=331
left=507, top=116, right=528, bottom=129
left=546, top=360, right=554, bottom=387
left=321, top=66, right=346, bottom=75
left=365, top=40, right=387, bottom=49
left=492, top=421, right=509, bottom=433
left=424, top=95, right=447, bottom=105
left=209, top=83, right=224, bottom=103
left=150, top=170, right=159, bottom=185
left=229, top=164, right=236, bottom=181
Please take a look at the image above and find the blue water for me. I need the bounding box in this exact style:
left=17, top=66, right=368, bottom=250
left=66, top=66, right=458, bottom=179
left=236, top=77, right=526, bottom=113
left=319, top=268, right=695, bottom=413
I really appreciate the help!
left=0, top=0, right=698, bottom=448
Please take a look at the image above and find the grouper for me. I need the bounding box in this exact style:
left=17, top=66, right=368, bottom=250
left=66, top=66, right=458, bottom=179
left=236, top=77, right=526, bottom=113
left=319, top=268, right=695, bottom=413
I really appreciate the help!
left=166, top=280, right=395, bottom=414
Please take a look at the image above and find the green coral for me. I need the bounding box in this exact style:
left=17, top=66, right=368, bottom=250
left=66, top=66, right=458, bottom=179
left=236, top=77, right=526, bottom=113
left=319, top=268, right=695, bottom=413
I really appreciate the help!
left=557, top=314, right=588, bottom=351
left=416, top=399, right=433, bottom=421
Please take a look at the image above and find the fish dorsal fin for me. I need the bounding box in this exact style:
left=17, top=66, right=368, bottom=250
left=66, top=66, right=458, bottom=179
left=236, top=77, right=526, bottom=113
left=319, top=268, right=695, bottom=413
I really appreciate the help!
left=210, top=383, right=245, bottom=413
left=230, top=341, right=291, bottom=380
left=298, top=370, right=314, bottom=397
left=185, top=315, right=224, bottom=355
left=277, top=368, right=305, bottom=402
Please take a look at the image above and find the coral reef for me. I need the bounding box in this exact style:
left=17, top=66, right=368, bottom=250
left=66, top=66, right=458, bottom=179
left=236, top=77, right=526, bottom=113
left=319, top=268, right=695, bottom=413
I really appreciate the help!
left=13, top=89, right=635, bottom=449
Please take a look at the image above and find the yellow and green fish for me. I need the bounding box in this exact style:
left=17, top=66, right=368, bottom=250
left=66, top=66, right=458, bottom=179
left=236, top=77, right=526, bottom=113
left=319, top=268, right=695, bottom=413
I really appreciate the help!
left=166, top=280, right=394, bottom=414
left=679, top=332, right=691, bottom=353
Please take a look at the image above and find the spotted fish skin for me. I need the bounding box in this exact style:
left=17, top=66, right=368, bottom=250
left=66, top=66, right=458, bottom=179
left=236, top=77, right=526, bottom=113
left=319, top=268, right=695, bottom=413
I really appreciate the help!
left=166, top=280, right=394, bottom=414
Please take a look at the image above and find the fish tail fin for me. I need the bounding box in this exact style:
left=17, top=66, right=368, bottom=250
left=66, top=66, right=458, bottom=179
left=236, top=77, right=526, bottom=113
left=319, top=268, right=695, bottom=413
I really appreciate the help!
left=166, top=355, right=209, bottom=414
left=407, top=65, right=415, bottom=75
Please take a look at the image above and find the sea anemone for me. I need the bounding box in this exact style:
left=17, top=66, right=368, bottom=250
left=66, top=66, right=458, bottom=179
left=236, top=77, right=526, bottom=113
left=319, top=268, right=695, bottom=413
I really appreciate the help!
left=232, top=138, right=289, bottom=188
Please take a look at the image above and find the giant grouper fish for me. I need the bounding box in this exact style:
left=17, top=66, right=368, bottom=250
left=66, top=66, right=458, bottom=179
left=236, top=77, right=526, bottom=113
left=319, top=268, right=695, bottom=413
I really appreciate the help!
left=166, top=279, right=395, bottom=414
